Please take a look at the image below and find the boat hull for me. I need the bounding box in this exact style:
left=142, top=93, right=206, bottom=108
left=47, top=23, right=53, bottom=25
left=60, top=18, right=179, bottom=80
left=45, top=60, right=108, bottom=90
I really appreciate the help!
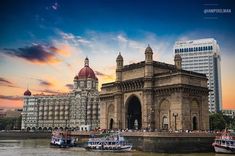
left=86, top=146, right=132, bottom=152
left=50, top=138, right=76, bottom=148
left=213, top=144, right=235, bottom=154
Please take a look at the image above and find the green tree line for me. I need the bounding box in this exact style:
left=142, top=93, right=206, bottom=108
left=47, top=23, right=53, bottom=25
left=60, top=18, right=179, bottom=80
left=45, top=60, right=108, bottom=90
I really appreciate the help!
left=0, top=116, right=21, bottom=130
left=210, top=112, right=235, bottom=131
left=0, top=113, right=234, bottom=131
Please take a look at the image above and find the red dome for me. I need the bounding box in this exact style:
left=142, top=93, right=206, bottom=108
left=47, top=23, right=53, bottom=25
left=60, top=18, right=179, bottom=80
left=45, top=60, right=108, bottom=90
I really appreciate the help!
left=24, top=89, right=31, bottom=96
left=78, top=66, right=96, bottom=79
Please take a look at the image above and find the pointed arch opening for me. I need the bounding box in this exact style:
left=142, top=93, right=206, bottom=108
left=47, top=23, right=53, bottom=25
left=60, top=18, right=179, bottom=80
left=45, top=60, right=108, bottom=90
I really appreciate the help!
left=159, top=99, right=170, bottom=130
left=126, top=95, right=142, bottom=130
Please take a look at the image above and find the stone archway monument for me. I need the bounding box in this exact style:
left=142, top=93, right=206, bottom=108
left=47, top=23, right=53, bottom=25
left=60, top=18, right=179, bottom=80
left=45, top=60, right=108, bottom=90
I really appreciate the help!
left=100, top=46, right=209, bottom=130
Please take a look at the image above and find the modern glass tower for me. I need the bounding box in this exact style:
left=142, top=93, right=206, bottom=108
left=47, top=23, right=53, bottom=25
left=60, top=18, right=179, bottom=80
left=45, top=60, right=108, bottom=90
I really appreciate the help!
left=174, top=38, right=222, bottom=113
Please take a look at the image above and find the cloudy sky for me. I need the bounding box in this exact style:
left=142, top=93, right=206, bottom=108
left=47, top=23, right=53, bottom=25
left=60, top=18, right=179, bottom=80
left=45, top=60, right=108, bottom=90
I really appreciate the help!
left=0, top=0, right=235, bottom=109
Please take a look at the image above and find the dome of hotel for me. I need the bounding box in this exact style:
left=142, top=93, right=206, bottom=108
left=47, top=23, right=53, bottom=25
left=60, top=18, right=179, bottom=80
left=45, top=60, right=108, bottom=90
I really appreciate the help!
left=24, top=89, right=31, bottom=96
left=78, top=66, right=96, bottom=79
left=78, top=57, right=97, bottom=80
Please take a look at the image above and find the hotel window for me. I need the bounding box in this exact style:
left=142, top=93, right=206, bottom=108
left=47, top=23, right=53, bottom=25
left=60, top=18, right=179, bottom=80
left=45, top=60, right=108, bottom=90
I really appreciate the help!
left=208, top=46, right=212, bottom=50
left=80, top=81, right=84, bottom=87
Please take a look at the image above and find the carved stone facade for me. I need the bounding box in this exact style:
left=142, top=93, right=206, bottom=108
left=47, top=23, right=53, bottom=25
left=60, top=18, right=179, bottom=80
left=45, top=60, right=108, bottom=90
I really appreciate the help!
left=100, top=46, right=209, bottom=131
left=21, top=58, right=100, bottom=131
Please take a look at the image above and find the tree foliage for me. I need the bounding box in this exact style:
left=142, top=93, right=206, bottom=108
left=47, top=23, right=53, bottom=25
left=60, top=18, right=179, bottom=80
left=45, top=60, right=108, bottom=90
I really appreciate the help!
left=209, top=112, right=235, bottom=131
left=0, top=116, right=21, bottom=130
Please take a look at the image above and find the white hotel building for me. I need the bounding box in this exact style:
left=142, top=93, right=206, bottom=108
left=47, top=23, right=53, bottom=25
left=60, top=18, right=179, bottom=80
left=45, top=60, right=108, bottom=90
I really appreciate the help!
left=174, top=38, right=222, bottom=113
left=21, top=58, right=100, bottom=131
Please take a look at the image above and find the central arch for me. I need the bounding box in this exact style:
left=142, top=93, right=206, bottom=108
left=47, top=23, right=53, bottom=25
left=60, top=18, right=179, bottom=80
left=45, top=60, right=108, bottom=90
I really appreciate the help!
left=126, top=95, right=142, bottom=130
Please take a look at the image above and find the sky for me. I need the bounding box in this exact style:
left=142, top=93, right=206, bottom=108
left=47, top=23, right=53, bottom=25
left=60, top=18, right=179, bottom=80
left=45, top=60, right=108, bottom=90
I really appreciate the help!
left=0, top=0, right=235, bottom=109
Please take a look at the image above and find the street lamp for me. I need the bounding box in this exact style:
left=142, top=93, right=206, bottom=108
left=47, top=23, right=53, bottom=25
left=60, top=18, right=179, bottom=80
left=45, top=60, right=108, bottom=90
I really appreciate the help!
left=173, top=113, right=178, bottom=131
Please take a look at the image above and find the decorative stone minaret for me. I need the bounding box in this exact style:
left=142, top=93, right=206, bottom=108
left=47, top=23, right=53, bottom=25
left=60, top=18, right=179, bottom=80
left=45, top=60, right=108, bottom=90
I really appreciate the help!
left=145, top=44, right=153, bottom=63
left=174, top=54, right=182, bottom=70
left=144, top=44, right=153, bottom=84
left=143, top=45, right=154, bottom=130
left=114, top=52, right=123, bottom=129
left=116, top=52, right=123, bottom=82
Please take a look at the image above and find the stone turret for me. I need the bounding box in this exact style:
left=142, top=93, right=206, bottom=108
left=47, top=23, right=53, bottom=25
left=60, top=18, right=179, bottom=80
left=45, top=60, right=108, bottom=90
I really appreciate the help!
left=144, top=45, right=154, bottom=130
left=174, top=54, right=182, bottom=70
left=145, top=44, right=153, bottom=64
left=144, top=44, right=154, bottom=78
left=116, top=52, right=123, bottom=82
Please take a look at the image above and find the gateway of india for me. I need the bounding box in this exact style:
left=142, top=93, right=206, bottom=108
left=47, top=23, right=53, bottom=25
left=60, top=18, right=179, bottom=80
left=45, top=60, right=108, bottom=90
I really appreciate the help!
left=100, top=45, right=209, bottom=131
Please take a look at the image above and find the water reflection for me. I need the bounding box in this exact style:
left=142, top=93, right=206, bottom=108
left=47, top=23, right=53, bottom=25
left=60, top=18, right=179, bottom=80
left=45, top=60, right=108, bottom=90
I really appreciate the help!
left=0, top=139, right=233, bottom=156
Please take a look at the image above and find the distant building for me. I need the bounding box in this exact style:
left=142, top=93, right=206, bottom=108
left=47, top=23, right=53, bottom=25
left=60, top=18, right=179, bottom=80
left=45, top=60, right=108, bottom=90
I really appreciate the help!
left=174, top=38, right=222, bottom=113
left=5, top=109, right=22, bottom=118
left=222, top=109, right=235, bottom=119
left=0, top=108, right=6, bottom=118
left=21, top=58, right=100, bottom=131
left=100, top=45, right=209, bottom=131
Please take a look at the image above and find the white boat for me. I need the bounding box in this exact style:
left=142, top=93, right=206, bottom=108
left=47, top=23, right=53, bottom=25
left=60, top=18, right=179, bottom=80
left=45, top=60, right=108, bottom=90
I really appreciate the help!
left=50, top=130, right=76, bottom=148
left=212, top=130, right=235, bottom=153
left=86, top=132, right=132, bottom=152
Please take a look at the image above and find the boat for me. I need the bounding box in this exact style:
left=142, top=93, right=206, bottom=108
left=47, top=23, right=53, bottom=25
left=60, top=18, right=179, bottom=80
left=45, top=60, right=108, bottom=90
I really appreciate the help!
left=212, top=130, right=235, bottom=153
left=86, top=132, right=132, bottom=152
left=50, top=130, right=76, bottom=148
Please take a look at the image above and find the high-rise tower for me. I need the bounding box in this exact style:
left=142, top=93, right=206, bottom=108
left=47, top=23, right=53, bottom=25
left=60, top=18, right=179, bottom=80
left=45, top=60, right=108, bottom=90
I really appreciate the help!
left=174, top=38, right=222, bottom=112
